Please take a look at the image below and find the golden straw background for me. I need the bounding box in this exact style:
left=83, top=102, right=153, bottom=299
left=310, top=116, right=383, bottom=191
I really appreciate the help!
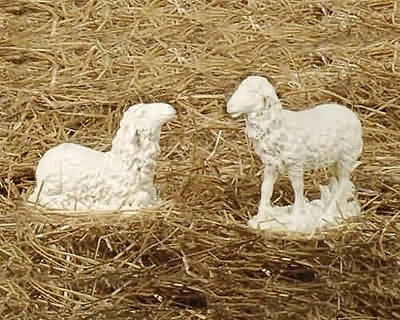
left=1, top=0, right=400, bottom=319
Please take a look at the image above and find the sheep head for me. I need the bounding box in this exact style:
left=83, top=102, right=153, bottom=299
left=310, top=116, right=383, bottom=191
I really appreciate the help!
left=227, top=76, right=280, bottom=117
left=121, top=103, right=176, bottom=129
left=110, top=102, right=176, bottom=166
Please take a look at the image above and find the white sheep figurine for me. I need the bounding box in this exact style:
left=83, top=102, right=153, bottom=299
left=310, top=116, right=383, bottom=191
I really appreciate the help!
left=227, top=76, right=363, bottom=232
left=28, top=103, right=176, bottom=212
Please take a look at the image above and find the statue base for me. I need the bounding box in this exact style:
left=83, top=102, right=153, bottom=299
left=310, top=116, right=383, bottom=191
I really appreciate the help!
left=248, top=178, right=361, bottom=234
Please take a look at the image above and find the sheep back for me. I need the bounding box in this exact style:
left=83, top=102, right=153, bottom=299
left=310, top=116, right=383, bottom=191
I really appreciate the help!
left=251, top=103, right=362, bottom=172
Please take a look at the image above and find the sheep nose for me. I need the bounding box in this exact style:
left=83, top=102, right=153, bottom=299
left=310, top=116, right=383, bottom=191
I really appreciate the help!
left=226, top=99, right=233, bottom=112
left=226, top=101, right=236, bottom=114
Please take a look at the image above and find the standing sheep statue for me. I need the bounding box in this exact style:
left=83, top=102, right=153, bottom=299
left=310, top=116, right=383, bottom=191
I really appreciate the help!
left=227, top=76, right=363, bottom=233
left=28, top=103, right=176, bottom=212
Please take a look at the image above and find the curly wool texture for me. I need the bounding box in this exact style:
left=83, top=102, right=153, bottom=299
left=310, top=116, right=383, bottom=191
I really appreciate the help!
left=247, top=102, right=363, bottom=174
left=228, top=76, right=363, bottom=177
left=28, top=104, right=175, bottom=211
left=228, top=76, right=363, bottom=230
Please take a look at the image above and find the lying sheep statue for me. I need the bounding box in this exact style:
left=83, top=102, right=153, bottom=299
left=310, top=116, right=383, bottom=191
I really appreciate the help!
left=28, top=103, right=176, bottom=212
left=227, top=76, right=363, bottom=232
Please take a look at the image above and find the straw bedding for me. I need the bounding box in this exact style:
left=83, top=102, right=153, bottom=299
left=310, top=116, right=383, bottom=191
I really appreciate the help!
left=1, top=0, right=400, bottom=319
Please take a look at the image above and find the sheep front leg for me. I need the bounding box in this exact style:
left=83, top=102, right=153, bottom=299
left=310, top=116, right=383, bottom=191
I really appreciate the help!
left=288, top=166, right=305, bottom=215
left=257, top=165, right=278, bottom=217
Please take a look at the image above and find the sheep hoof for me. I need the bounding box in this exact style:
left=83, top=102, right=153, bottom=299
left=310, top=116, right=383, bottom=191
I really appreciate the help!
left=257, top=205, right=275, bottom=218
left=291, top=205, right=305, bottom=216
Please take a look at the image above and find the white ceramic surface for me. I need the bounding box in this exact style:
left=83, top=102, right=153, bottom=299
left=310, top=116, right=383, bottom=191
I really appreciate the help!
left=29, top=103, right=176, bottom=212
left=228, top=76, right=363, bottom=233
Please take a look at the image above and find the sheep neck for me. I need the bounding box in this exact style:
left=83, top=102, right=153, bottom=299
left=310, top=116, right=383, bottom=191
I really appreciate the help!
left=246, top=104, right=283, bottom=141
left=110, top=127, right=161, bottom=173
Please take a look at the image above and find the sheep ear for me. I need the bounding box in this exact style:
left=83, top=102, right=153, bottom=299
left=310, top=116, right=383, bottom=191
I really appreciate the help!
left=133, top=129, right=141, bottom=146
left=263, top=94, right=279, bottom=110
left=262, top=96, right=270, bottom=109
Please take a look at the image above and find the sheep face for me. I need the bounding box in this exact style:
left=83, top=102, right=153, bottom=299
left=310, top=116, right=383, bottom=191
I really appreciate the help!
left=122, top=103, right=176, bottom=129
left=227, top=76, right=278, bottom=117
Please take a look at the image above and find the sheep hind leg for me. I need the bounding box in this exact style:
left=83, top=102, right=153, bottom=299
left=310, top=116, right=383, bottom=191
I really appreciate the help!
left=288, top=166, right=305, bottom=216
left=324, top=160, right=352, bottom=216
left=28, top=180, right=61, bottom=207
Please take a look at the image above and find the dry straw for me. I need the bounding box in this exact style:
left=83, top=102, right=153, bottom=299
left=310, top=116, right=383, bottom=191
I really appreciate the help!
left=1, top=0, right=400, bottom=319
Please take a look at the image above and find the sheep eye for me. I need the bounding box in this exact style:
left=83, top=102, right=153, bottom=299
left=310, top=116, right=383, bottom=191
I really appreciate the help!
left=262, top=96, right=267, bottom=107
